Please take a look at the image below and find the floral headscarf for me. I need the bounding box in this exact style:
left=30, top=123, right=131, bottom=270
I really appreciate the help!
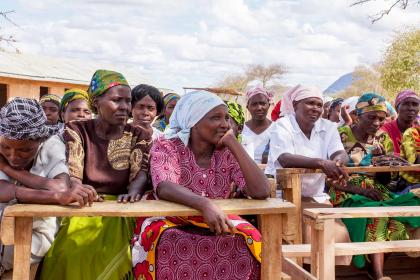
left=88, top=69, right=130, bottom=113
left=355, top=92, right=387, bottom=115
left=225, top=100, right=245, bottom=126
left=60, top=88, right=90, bottom=112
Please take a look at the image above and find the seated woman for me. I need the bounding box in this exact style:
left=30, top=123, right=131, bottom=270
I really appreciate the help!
left=381, top=90, right=420, bottom=156
left=265, top=84, right=352, bottom=265
left=242, top=85, right=273, bottom=164
left=131, top=90, right=269, bottom=280
left=60, top=88, right=93, bottom=123
left=0, top=98, right=94, bottom=273
left=131, top=84, right=164, bottom=139
left=330, top=93, right=420, bottom=280
left=40, top=70, right=152, bottom=280
left=40, top=93, right=62, bottom=125
left=399, top=126, right=420, bottom=190
left=153, top=92, right=180, bottom=132
left=225, top=100, right=245, bottom=140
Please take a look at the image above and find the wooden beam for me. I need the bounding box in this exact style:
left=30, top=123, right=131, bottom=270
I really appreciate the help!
left=304, top=206, right=420, bottom=220
left=261, top=213, right=283, bottom=280
left=3, top=198, right=295, bottom=218
left=282, top=257, right=317, bottom=280
left=12, top=217, right=32, bottom=280
left=0, top=216, right=14, bottom=245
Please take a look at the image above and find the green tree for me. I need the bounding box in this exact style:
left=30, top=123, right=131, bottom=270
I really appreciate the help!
left=380, top=29, right=420, bottom=99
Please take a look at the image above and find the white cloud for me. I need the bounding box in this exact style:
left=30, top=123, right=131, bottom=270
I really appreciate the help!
left=2, top=0, right=420, bottom=93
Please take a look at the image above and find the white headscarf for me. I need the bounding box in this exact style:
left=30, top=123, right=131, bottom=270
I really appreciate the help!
left=338, top=96, right=359, bottom=126
left=164, top=90, right=225, bottom=146
left=280, top=85, right=324, bottom=116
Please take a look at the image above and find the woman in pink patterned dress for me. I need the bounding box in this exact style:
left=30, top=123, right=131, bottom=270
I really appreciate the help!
left=131, top=90, right=270, bottom=280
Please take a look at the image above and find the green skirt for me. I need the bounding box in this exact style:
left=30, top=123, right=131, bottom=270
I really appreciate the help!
left=40, top=197, right=135, bottom=280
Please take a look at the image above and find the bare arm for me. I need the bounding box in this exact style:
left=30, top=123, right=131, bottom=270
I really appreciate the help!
left=219, top=130, right=269, bottom=199
left=0, top=165, right=69, bottom=192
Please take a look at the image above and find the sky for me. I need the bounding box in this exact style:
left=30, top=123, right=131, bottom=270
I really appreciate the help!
left=1, top=0, right=419, bottom=93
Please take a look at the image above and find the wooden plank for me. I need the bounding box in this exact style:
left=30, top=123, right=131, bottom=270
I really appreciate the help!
left=304, top=206, right=420, bottom=220
left=318, top=219, right=335, bottom=280
left=260, top=213, right=283, bottom=280
left=310, top=223, right=320, bottom=278
left=277, top=165, right=420, bottom=176
left=0, top=216, right=14, bottom=245
left=282, top=257, right=317, bottom=280
left=268, top=177, right=277, bottom=198
left=280, top=174, right=301, bottom=245
left=283, top=239, right=420, bottom=257
left=12, top=217, right=32, bottom=280
left=3, top=198, right=295, bottom=218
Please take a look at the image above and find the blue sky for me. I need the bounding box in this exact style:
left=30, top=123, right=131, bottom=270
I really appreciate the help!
left=1, top=0, right=419, bottom=93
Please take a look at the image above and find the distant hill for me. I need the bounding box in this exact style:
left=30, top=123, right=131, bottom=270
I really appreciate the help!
left=323, top=73, right=354, bottom=96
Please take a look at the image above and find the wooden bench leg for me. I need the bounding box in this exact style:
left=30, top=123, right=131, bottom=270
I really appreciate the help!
left=310, top=222, right=319, bottom=278
left=260, top=213, right=283, bottom=280
left=318, top=219, right=335, bottom=280
left=12, top=217, right=32, bottom=280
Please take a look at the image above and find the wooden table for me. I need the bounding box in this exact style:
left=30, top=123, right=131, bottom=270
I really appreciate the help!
left=303, top=206, right=420, bottom=280
left=277, top=165, right=420, bottom=245
left=2, top=198, right=295, bottom=280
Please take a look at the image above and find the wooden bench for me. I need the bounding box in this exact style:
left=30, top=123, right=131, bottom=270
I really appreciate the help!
left=303, top=206, right=420, bottom=280
left=277, top=165, right=420, bottom=245
left=0, top=198, right=295, bottom=280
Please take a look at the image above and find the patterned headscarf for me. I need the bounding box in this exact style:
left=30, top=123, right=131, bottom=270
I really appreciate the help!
left=39, top=94, right=61, bottom=108
left=280, top=84, right=323, bottom=116
left=246, top=85, right=274, bottom=104
left=60, top=88, right=90, bottom=112
left=355, top=92, right=387, bottom=116
left=88, top=69, right=130, bottom=113
left=225, top=100, right=245, bottom=126
left=163, top=92, right=180, bottom=107
left=0, top=98, right=62, bottom=140
left=395, top=89, right=420, bottom=109
left=165, top=91, right=225, bottom=146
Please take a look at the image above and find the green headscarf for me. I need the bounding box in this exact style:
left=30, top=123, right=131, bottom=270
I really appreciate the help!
left=39, top=94, right=61, bottom=108
left=88, top=69, right=130, bottom=113
left=60, top=88, right=90, bottom=112
left=163, top=92, right=180, bottom=107
left=355, top=92, right=387, bottom=115
left=225, top=100, right=245, bottom=126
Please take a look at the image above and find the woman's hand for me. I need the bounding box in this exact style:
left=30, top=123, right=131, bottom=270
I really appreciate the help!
left=200, top=200, right=235, bottom=235
left=55, top=184, right=96, bottom=207
left=216, top=129, right=237, bottom=150
left=360, top=188, right=383, bottom=201
left=319, top=159, right=348, bottom=184
left=117, top=191, right=142, bottom=203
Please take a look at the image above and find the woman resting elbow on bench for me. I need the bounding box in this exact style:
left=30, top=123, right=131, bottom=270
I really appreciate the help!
left=0, top=98, right=95, bottom=273
left=265, top=85, right=352, bottom=266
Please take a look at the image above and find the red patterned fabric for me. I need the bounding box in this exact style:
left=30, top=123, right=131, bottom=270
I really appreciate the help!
left=155, top=227, right=260, bottom=280
left=381, top=120, right=402, bottom=156
left=150, top=137, right=246, bottom=198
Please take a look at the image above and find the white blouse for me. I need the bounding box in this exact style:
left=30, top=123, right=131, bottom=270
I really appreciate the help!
left=241, top=123, right=273, bottom=164
left=265, top=114, right=344, bottom=202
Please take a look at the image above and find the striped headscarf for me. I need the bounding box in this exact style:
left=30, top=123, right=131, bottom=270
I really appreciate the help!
left=88, top=69, right=130, bottom=113
left=39, top=94, right=61, bottom=108
left=225, top=100, right=245, bottom=126
left=60, top=88, right=90, bottom=112
left=395, top=89, right=420, bottom=109
left=163, top=92, right=180, bottom=107
left=355, top=92, right=387, bottom=116
left=0, top=98, right=61, bottom=140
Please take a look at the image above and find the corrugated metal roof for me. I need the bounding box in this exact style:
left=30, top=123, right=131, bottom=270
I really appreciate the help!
left=0, top=51, right=157, bottom=88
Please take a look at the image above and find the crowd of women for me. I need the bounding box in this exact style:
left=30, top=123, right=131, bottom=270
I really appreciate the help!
left=0, top=68, right=418, bottom=280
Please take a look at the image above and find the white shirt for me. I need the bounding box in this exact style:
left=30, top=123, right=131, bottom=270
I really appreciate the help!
left=265, top=114, right=344, bottom=202
left=241, top=123, right=273, bottom=164
left=0, top=135, right=68, bottom=269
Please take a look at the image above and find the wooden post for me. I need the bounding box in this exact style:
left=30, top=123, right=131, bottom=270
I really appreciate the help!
left=310, top=223, right=320, bottom=278
left=318, top=219, right=335, bottom=280
left=260, top=213, right=283, bottom=280
left=13, top=217, right=32, bottom=280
